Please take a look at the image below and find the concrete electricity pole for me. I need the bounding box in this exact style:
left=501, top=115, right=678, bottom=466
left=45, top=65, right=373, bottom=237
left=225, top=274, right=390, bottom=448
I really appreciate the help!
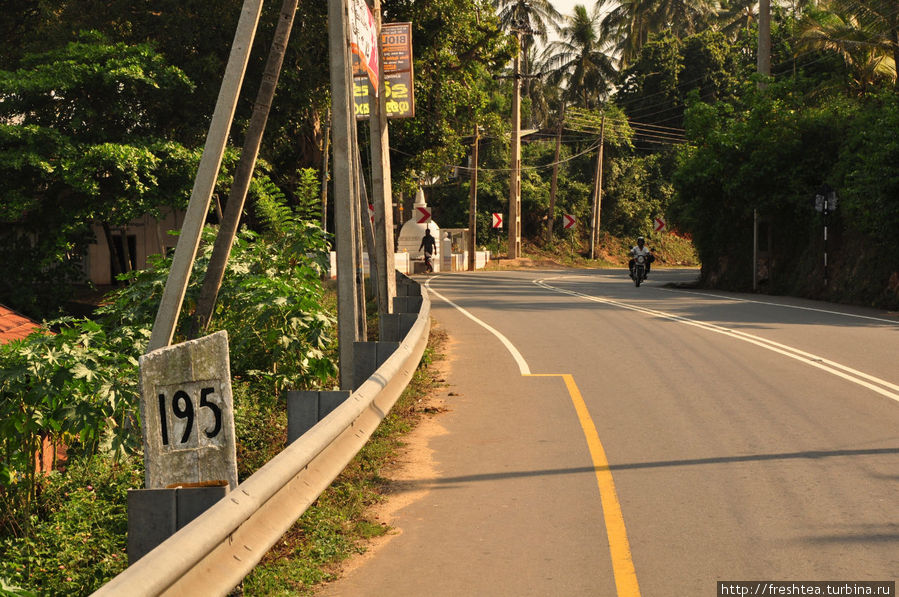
left=368, top=0, right=396, bottom=316
left=546, top=113, right=563, bottom=244
left=328, top=0, right=361, bottom=390
left=758, top=0, right=771, bottom=86
left=190, top=0, right=299, bottom=339
left=147, top=0, right=263, bottom=352
left=468, top=125, right=480, bottom=271
left=589, top=114, right=605, bottom=260
left=507, top=29, right=522, bottom=260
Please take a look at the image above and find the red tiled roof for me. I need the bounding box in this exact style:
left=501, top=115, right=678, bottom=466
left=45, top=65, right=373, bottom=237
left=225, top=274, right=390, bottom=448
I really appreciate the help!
left=0, top=304, right=40, bottom=344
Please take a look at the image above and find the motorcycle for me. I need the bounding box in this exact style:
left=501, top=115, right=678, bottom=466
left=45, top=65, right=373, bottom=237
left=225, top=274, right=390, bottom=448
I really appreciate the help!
left=631, top=254, right=648, bottom=287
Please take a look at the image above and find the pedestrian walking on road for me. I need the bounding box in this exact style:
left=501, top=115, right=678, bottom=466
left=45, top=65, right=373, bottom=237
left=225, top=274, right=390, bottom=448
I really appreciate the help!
left=419, top=228, right=436, bottom=273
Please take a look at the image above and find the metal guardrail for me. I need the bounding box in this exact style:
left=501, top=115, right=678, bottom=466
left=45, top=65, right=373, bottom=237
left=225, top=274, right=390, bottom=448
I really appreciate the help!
left=94, top=287, right=430, bottom=597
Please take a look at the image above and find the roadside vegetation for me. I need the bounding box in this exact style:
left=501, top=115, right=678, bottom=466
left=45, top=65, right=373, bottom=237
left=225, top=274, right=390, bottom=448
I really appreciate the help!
left=2, top=0, right=899, bottom=593
left=0, top=196, right=337, bottom=595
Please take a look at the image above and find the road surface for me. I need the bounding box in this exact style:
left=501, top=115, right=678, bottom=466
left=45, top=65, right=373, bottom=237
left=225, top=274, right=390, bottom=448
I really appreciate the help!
left=318, top=268, right=899, bottom=596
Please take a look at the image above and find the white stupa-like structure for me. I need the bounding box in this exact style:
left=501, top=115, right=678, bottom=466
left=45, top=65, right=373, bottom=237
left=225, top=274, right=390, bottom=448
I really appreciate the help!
left=396, top=187, right=440, bottom=258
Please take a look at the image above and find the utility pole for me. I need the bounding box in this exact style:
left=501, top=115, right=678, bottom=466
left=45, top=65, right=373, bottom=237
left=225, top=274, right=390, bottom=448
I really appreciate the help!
left=355, top=144, right=378, bottom=316
left=368, top=0, right=396, bottom=316
left=468, top=125, right=479, bottom=271
left=328, top=0, right=361, bottom=390
left=547, top=113, right=562, bottom=244
left=758, top=0, right=771, bottom=87
left=589, top=114, right=605, bottom=260
left=753, top=209, right=759, bottom=292
left=321, top=110, right=331, bottom=231
left=507, top=29, right=522, bottom=260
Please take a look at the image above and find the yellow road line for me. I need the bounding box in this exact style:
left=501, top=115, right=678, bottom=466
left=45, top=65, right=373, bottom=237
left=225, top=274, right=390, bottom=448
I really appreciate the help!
left=528, top=373, right=641, bottom=597
left=424, top=278, right=640, bottom=596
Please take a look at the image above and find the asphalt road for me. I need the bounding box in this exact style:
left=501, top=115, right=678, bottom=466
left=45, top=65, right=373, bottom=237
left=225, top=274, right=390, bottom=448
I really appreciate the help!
left=318, top=268, right=899, bottom=596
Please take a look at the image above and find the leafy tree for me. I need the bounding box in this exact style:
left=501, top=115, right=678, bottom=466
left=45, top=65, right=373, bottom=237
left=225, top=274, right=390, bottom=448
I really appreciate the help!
left=0, top=32, right=200, bottom=318
left=670, top=79, right=899, bottom=306
left=382, top=0, right=515, bottom=188
left=616, top=30, right=745, bottom=132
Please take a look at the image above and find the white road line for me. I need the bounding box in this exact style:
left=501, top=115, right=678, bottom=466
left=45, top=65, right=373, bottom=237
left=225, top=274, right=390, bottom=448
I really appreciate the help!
left=655, top=287, right=899, bottom=326
left=424, top=277, right=531, bottom=375
left=534, top=276, right=899, bottom=405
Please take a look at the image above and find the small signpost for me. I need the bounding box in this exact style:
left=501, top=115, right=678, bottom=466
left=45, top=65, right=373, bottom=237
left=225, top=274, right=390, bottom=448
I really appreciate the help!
left=139, top=330, right=238, bottom=490
left=415, top=206, right=431, bottom=224
left=653, top=217, right=666, bottom=233
left=814, top=184, right=838, bottom=286
left=563, top=214, right=576, bottom=230
left=492, top=213, right=503, bottom=229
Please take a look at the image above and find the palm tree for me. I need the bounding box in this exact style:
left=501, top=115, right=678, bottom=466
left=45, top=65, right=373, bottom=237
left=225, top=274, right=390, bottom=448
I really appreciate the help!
left=852, top=0, right=899, bottom=88
left=492, top=0, right=563, bottom=82
left=597, top=0, right=718, bottom=67
left=597, top=0, right=656, bottom=68
left=493, top=0, right=562, bottom=44
left=493, top=0, right=563, bottom=126
left=542, top=4, right=617, bottom=109
left=715, top=0, right=820, bottom=41
left=797, top=0, right=897, bottom=91
left=715, top=0, right=759, bottom=40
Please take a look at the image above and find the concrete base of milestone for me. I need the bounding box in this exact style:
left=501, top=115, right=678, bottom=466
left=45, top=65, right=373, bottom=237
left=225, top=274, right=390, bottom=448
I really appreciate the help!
left=127, top=483, right=229, bottom=564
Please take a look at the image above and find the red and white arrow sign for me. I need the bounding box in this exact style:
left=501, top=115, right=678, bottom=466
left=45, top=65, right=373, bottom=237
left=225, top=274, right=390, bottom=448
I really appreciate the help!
left=368, top=203, right=375, bottom=224
left=653, top=217, right=666, bottom=232
left=415, top=206, right=431, bottom=224
left=563, top=214, right=576, bottom=229
left=492, top=213, right=503, bottom=229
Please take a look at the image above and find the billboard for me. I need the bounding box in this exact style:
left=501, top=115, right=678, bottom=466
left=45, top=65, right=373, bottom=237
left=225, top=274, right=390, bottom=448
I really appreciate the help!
left=353, top=22, right=414, bottom=120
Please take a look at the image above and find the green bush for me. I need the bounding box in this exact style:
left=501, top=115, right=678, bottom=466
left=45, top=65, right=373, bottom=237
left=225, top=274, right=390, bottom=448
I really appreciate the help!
left=0, top=196, right=339, bottom=594
left=0, top=455, right=140, bottom=595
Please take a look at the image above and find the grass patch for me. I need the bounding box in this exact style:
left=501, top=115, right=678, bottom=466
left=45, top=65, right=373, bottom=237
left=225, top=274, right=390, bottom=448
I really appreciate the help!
left=242, top=325, right=448, bottom=596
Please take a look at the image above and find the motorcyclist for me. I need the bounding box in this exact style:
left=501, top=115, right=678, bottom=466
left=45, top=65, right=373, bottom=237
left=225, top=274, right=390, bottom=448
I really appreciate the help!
left=628, top=236, right=654, bottom=279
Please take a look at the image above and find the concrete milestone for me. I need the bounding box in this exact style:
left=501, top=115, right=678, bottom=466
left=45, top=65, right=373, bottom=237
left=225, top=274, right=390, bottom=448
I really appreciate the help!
left=138, top=330, right=238, bottom=490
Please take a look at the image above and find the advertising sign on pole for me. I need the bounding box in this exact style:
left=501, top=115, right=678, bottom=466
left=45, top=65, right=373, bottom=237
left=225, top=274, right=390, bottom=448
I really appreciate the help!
left=353, top=22, right=414, bottom=119
left=349, top=0, right=379, bottom=91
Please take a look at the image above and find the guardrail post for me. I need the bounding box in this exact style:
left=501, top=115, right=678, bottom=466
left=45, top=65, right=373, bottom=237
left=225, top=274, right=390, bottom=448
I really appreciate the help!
left=353, top=341, right=400, bottom=390
left=127, top=484, right=229, bottom=564
left=286, top=391, right=352, bottom=443
left=395, top=271, right=421, bottom=297
left=393, top=296, right=423, bottom=313
left=379, top=313, right=418, bottom=342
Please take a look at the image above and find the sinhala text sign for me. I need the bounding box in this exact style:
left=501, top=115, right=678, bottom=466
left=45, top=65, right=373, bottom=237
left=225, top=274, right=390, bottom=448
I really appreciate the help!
left=353, top=22, right=414, bottom=119
left=138, top=330, right=238, bottom=489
